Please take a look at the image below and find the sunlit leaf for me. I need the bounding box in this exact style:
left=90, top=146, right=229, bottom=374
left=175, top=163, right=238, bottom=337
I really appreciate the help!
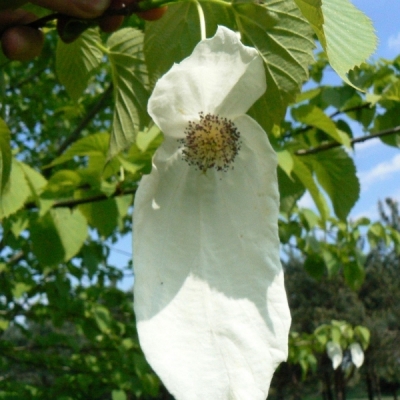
left=292, top=104, right=351, bottom=146
left=294, top=0, right=377, bottom=88
left=0, top=161, right=30, bottom=219
left=235, top=0, right=315, bottom=131
left=56, top=28, right=103, bottom=101
left=107, top=28, right=150, bottom=159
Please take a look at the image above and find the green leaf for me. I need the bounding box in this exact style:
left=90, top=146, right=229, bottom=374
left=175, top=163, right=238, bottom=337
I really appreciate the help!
left=136, top=124, right=162, bottom=152
left=78, top=192, right=132, bottom=237
left=0, top=118, right=11, bottom=195
left=382, top=78, right=400, bottom=102
left=277, top=166, right=305, bottom=213
left=93, top=305, right=112, bottom=333
left=292, top=156, right=329, bottom=220
left=304, top=148, right=359, bottom=220
left=343, top=260, right=365, bottom=290
left=277, top=150, right=294, bottom=176
left=294, top=0, right=377, bottom=89
left=144, top=2, right=234, bottom=87
left=47, top=132, right=110, bottom=167
left=107, top=28, right=150, bottom=159
left=234, top=0, right=315, bottom=131
left=292, top=105, right=351, bottom=146
left=373, top=104, right=400, bottom=148
left=304, top=253, right=325, bottom=279
left=112, top=390, right=127, bottom=400
left=354, top=326, right=370, bottom=349
left=19, top=162, right=47, bottom=200
left=0, top=160, right=30, bottom=219
left=30, top=208, right=88, bottom=266
left=56, top=28, right=103, bottom=101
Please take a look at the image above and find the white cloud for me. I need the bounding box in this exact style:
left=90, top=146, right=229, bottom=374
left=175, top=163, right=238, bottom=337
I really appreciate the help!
left=359, top=153, right=400, bottom=189
left=354, top=138, right=380, bottom=153
left=388, top=32, right=400, bottom=52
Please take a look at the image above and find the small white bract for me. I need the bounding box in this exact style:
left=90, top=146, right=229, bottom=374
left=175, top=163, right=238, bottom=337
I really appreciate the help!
left=133, top=26, right=291, bottom=400
left=327, top=341, right=343, bottom=370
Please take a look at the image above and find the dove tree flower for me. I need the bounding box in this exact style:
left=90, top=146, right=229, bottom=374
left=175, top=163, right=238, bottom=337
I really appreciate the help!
left=133, top=26, right=291, bottom=400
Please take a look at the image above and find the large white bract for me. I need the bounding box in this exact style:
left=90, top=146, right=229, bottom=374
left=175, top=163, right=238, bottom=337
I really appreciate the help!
left=133, top=26, right=291, bottom=400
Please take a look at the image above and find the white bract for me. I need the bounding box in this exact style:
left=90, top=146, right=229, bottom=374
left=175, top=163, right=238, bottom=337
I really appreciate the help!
left=326, top=341, right=343, bottom=370
left=349, top=342, right=364, bottom=368
left=133, top=26, right=291, bottom=400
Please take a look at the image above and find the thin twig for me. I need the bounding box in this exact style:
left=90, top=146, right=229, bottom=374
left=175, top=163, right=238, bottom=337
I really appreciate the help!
left=295, top=125, right=400, bottom=156
left=25, top=187, right=137, bottom=210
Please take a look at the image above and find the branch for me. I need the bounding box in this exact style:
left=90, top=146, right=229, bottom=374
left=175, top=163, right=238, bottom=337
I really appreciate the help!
left=295, top=125, right=400, bottom=156
left=56, top=84, right=113, bottom=157
left=25, top=187, right=137, bottom=211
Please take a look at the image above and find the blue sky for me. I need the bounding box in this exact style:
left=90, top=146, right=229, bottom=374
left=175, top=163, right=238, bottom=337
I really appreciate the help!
left=350, top=0, right=400, bottom=219
left=298, top=1, right=400, bottom=220
left=109, top=2, right=400, bottom=278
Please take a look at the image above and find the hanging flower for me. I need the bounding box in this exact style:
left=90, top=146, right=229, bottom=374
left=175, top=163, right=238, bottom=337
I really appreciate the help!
left=349, top=342, right=364, bottom=368
left=133, top=26, right=291, bottom=400
left=326, top=341, right=343, bottom=370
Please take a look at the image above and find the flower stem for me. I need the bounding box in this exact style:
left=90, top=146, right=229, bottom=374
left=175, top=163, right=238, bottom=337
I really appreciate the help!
left=196, top=1, right=207, bottom=40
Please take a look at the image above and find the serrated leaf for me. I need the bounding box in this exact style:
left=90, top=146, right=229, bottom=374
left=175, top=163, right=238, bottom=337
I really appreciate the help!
left=0, top=160, right=30, bottom=219
left=294, top=0, right=377, bottom=89
left=305, top=148, right=359, bottom=220
left=30, top=208, right=88, bottom=266
left=144, top=2, right=235, bottom=87
left=0, top=118, right=11, bottom=194
left=107, top=28, right=150, bottom=159
left=56, top=28, right=103, bottom=101
left=293, top=104, right=350, bottom=146
left=48, top=132, right=110, bottom=167
left=292, top=156, right=329, bottom=219
left=234, top=0, right=315, bottom=132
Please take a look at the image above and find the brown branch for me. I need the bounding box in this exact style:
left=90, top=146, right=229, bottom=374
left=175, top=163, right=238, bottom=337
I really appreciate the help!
left=295, top=125, right=400, bottom=156
left=25, top=187, right=136, bottom=211
left=52, top=187, right=136, bottom=208
left=328, top=102, right=372, bottom=119
left=56, top=84, right=113, bottom=157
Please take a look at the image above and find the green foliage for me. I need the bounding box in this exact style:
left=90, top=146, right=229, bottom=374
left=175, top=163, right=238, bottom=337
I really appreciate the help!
left=56, top=28, right=103, bottom=102
left=0, top=0, right=398, bottom=397
left=294, top=0, right=377, bottom=88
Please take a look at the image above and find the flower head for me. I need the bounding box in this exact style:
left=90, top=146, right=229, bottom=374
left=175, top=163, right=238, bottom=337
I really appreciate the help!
left=133, top=26, right=290, bottom=400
